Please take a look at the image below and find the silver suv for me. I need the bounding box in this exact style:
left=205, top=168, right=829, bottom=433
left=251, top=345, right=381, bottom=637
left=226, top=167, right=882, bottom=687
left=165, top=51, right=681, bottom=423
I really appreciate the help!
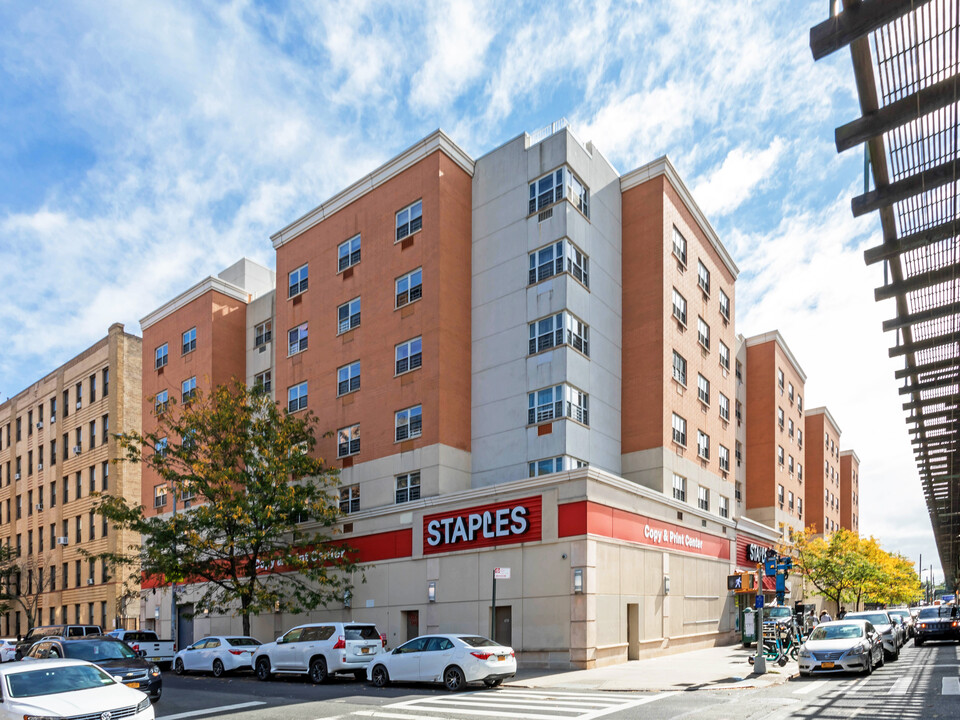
left=252, top=622, right=384, bottom=682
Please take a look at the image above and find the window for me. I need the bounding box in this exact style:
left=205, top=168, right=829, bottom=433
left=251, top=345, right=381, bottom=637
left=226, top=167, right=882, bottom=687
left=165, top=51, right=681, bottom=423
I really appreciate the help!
left=528, top=166, right=589, bottom=217
left=528, top=456, right=587, bottom=477
left=736, top=360, right=743, bottom=383
left=89, top=420, right=96, bottom=449
left=798, top=429, right=803, bottom=448
left=288, top=263, right=308, bottom=298
left=697, top=316, right=710, bottom=350
left=155, top=344, right=168, bottom=370
left=527, top=385, right=588, bottom=425
left=526, top=240, right=589, bottom=286
left=697, top=260, right=711, bottom=295
left=181, top=377, right=197, bottom=404
left=672, top=413, right=687, bottom=446
left=778, top=485, right=785, bottom=506
left=697, top=374, right=710, bottom=405
left=395, top=405, right=422, bottom=441
left=338, top=297, right=361, bottom=333
left=181, top=327, right=196, bottom=355
left=788, top=491, right=794, bottom=511
left=672, top=289, right=687, bottom=325
left=89, top=375, right=96, bottom=403
left=395, top=337, right=422, bottom=375
left=89, top=467, right=96, bottom=493
left=395, top=268, right=422, bottom=308
left=89, top=511, right=95, bottom=540
left=778, top=407, right=785, bottom=428
left=735, top=441, right=742, bottom=466
left=719, top=444, right=730, bottom=472
left=255, top=321, right=272, bottom=348
left=396, top=199, right=422, bottom=240
left=155, top=438, right=168, bottom=459
left=339, top=485, right=360, bottom=514
left=253, top=371, right=272, bottom=394
left=566, top=241, right=589, bottom=286
left=337, top=424, right=360, bottom=457
left=798, top=498, right=803, bottom=517
left=338, top=234, right=361, bottom=271
left=719, top=341, right=730, bottom=370
left=798, top=463, right=803, bottom=480
left=101, top=461, right=108, bottom=491
left=155, top=390, right=168, bottom=415
left=566, top=386, right=589, bottom=424
left=672, top=473, right=687, bottom=502
left=154, top=485, right=167, bottom=508
left=672, top=350, right=687, bottom=386
left=337, top=362, right=360, bottom=396
left=719, top=393, right=730, bottom=422
left=287, top=382, right=308, bottom=413
left=697, top=431, right=710, bottom=460
left=396, top=472, right=421, bottom=504
left=528, top=312, right=588, bottom=356
left=777, top=446, right=784, bottom=466
left=75, top=515, right=82, bottom=543
left=797, top=395, right=803, bottom=412
left=777, top=368, right=785, bottom=392
left=736, top=400, right=742, bottom=424
left=102, top=415, right=108, bottom=444
left=719, top=495, right=729, bottom=518
left=788, top=456, right=795, bottom=474
left=672, top=226, right=687, bottom=265
left=698, top=486, right=709, bottom=511
left=102, top=368, right=109, bottom=398
left=787, top=382, right=794, bottom=403
left=719, top=289, right=730, bottom=321
left=288, top=322, right=308, bottom=355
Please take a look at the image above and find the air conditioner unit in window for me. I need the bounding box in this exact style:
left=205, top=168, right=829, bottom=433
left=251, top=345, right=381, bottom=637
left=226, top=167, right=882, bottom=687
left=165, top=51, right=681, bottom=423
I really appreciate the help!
left=14, top=473, right=20, bottom=481
left=37, top=463, right=43, bottom=470
left=87, top=578, right=94, bottom=585
left=76, top=401, right=82, bottom=410
left=56, top=537, right=69, bottom=546
left=35, top=504, right=43, bottom=511
left=36, top=421, right=43, bottom=429
left=73, top=446, right=81, bottom=455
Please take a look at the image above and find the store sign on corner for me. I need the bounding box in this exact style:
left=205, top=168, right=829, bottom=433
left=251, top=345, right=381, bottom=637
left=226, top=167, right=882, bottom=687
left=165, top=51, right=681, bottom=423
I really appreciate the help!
left=643, top=522, right=704, bottom=551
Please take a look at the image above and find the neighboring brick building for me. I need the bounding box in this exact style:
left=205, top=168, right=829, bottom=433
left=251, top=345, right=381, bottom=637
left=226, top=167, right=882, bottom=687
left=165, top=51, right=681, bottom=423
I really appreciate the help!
left=804, top=407, right=843, bottom=536
left=0, top=323, right=142, bottom=634
left=839, top=449, right=860, bottom=535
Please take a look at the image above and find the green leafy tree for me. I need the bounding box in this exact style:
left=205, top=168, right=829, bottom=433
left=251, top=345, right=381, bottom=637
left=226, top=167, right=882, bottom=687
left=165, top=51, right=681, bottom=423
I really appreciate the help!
left=96, top=380, right=358, bottom=635
left=793, top=527, right=862, bottom=612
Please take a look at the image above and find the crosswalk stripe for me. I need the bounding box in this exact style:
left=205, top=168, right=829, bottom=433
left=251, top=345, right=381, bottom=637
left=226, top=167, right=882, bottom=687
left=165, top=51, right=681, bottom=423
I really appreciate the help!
left=354, top=711, right=446, bottom=720
left=794, top=679, right=828, bottom=695
left=889, top=676, right=912, bottom=695
left=497, top=689, right=639, bottom=699
left=943, top=677, right=960, bottom=695
left=420, top=695, right=620, bottom=708
left=398, top=697, right=598, bottom=713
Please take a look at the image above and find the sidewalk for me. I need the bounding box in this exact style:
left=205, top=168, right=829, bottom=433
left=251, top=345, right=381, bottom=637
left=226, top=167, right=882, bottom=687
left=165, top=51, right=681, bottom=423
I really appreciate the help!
left=508, top=644, right=798, bottom=692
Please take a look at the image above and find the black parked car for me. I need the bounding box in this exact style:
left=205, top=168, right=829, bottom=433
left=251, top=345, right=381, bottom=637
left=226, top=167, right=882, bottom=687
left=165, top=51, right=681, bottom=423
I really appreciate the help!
left=14, top=624, right=102, bottom=660
left=914, top=606, right=960, bottom=645
left=25, top=636, right=162, bottom=702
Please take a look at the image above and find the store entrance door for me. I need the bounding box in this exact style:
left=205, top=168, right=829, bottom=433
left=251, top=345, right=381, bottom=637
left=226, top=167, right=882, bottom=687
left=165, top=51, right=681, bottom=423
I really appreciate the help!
left=494, top=606, right=511, bottom=647
left=403, top=610, right=420, bottom=641
left=177, top=604, right=194, bottom=649
left=627, top=603, right=640, bottom=660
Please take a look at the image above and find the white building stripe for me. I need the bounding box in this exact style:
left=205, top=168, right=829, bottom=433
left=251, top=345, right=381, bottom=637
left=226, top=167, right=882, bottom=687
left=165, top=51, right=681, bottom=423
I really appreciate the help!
left=157, top=701, right=267, bottom=720
left=943, top=677, right=960, bottom=695
left=888, top=676, right=912, bottom=695
left=793, top=679, right=828, bottom=695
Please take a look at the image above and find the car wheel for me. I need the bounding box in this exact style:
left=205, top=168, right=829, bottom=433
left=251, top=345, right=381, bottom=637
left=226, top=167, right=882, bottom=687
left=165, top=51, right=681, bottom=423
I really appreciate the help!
left=174, top=658, right=185, bottom=675
left=255, top=657, right=271, bottom=681
left=876, top=648, right=884, bottom=668
left=443, top=665, right=466, bottom=692
left=309, top=657, right=328, bottom=684
left=891, top=645, right=899, bottom=662
left=864, top=652, right=873, bottom=675
left=483, top=678, right=503, bottom=688
left=371, top=664, right=389, bottom=688
left=212, top=659, right=225, bottom=678
left=151, top=688, right=162, bottom=704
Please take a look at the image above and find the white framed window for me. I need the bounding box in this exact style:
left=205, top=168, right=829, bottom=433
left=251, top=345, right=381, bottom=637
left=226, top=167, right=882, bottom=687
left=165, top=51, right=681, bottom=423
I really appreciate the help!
left=777, top=368, right=785, bottom=392
left=337, top=424, right=360, bottom=457
left=287, top=382, right=308, bottom=413
left=719, top=393, right=730, bottom=421
left=736, top=399, right=742, bottom=424
left=798, top=498, right=803, bottom=517
left=155, top=390, right=168, bottom=415
left=528, top=166, right=589, bottom=217
left=719, top=495, right=729, bottom=518
left=778, top=446, right=785, bottom=465
left=787, top=382, right=794, bottom=403
left=788, top=455, right=795, bottom=474
left=255, top=320, right=272, bottom=348
left=395, top=405, right=422, bottom=441
left=288, top=322, right=308, bottom=355
left=338, top=234, right=361, bottom=272
left=155, top=343, right=168, bottom=370
left=788, top=418, right=794, bottom=438
left=719, top=444, right=730, bottom=472
left=566, top=241, right=589, bottom=286
left=779, top=484, right=785, bottom=505
left=528, top=239, right=589, bottom=287
left=181, top=328, right=196, bottom=355
left=565, top=313, right=589, bottom=355
left=797, top=395, right=803, bottom=412
left=697, top=260, right=711, bottom=295
left=777, top=407, right=785, bottom=428
left=528, top=312, right=589, bottom=356
left=672, top=226, right=687, bottom=265
left=566, top=385, right=589, bottom=425
left=253, top=370, right=271, bottom=394
left=672, top=289, right=687, bottom=325
left=735, top=440, right=742, bottom=466
left=736, top=481, right=742, bottom=502
left=155, top=437, right=168, bottom=458
left=697, top=373, right=710, bottom=405
left=697, top=430, right=710, bottom=460
left=339, top=485, right=360, bottom=514
left=153, top=484, right=167, bottom=508
left=672, top=473, right=686, bottom=502
left=396, top=472, right=421, bottom=504
left=719, top=289, right=730, bottom=321
left=798, top=428, right=803, bottom=447
left=396, top=268, right=422, bottom=308
left=697, top=316, right=710, bottom=350
left=798, top=463, right=803, bottom=480
left=528, top=456, right=585, bottom=477
left=396, top=337, right=422, bottom=375
left=529, top=385, right=563, bottom=424
left=181, top=377, right=196, bottom=403
left=672, top=413, right=687, bottom=446
left=672, top=350, right=687, bottom=386
left=396, top=199, right=422, bottom=241
left=719, top=341, right=730, bottom=370
left=338, top=297, right=361, bottom=334
left=288, top=263, right=308, bottom=298
left=736, top=359, right=743, bottom=383
left=337, top=362, right=360, bottom=396
left=698, top=485, right=709, bottom=511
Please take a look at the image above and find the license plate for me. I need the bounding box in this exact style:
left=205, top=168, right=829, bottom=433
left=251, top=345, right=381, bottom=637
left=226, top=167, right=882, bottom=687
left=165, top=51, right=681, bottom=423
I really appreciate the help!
left=149, top=657, right=161, bottom=661
left=498, top=655, right=506, bottom=662
left=125, top=682, right=140, bottom=688
left=821, top=662, right=835, bottom=669
left=361, top=647, right=370, bottom=654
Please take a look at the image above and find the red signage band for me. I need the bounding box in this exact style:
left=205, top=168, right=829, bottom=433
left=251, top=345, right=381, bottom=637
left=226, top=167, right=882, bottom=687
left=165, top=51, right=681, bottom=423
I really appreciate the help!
left=422, top=496, right=542, bottom=555
left=558, top=501, right=730, bottom=560
left=736, top=536, right=772, bottom=568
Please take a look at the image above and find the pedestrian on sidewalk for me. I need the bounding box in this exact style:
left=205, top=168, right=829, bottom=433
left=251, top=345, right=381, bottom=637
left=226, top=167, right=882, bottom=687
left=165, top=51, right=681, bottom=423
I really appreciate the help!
left=819, top=610, right=833, bottom=623
left=837, top=607, right=847, bottom=619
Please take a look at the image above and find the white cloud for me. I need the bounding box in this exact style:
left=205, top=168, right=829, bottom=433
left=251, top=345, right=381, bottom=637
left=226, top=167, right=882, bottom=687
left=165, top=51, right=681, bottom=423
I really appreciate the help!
left=692, top=138, right=786, bottom=217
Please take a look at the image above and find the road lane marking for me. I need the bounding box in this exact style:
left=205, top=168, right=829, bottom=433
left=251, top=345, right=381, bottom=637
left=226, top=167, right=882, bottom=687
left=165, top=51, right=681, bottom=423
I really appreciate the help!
left=943, top=677, right=960, bottom=695
left=794, top=679, right=828, bottom=695
left=888, top=676, right=912, bottom=694
left=157, top=701, right=267, bottom=720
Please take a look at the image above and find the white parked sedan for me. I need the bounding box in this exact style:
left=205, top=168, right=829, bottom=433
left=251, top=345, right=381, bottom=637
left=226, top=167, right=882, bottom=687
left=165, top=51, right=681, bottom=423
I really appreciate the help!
left=0, top=658, right=154, bottom=719
left=368, top=634, right=516, bottom=691
left=174, top=636, right=262, bottom=677
left=0, top=639, right=16, bottom=663
left=798, top=620, right=885, bottom=676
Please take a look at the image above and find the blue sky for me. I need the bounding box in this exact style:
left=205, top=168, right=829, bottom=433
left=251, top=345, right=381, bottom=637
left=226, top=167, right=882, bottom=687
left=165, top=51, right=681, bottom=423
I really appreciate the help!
left=0, top=1, right=940, bottom=583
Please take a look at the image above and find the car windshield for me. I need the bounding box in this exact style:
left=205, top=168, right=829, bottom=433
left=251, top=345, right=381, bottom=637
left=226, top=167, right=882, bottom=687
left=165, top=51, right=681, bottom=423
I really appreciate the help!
left=5, top=665, right=115, bottom=698
left=764, top=608, right=792, bottom=618
left=809, top=624, right=863, bottom=641
left=344, top=626, right=380, bottom=640
left=847, top=613, right=889, bottom=626
left=64, top=641, right=137, bottom=661
left=918, top=607, right=955, bottom=619
left=888, top=611, right=907, bottom=619
left=458, top=636, right=504, bottom=648
left=128, top=632, right=158, bottom=642
left=227, top=638, right=261, bottom=647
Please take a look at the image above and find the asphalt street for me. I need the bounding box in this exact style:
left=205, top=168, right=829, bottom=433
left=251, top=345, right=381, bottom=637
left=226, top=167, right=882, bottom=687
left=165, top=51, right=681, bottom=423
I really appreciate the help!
left=154, top=641, right=960, bottom=720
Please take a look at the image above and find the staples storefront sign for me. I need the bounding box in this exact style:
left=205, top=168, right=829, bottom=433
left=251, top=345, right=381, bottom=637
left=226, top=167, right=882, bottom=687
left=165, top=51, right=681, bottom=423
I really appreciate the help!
left=423, top=496, right=542, bottom=555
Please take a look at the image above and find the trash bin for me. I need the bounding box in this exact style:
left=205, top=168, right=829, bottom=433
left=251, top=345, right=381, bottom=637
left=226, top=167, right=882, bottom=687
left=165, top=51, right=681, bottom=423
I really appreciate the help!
left=741, top=607, right=758, bottom=647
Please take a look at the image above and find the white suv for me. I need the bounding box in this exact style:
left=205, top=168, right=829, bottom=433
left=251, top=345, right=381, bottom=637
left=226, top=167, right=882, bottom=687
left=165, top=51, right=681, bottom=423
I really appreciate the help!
left=253, top=622, right=384, bottom=683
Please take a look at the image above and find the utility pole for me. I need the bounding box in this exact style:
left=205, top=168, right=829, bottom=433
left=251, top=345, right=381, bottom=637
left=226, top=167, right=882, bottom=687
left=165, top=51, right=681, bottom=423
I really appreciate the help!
left=753, top=561, right=767, bottom=674
left=170, top=488, right=177, bottom=644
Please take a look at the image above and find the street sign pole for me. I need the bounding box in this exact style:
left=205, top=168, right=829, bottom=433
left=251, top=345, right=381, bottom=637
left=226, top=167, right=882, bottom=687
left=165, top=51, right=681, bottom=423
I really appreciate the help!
left=754, top=562, right=766, bottom=674
left=490, top=570, right=496, bottom=639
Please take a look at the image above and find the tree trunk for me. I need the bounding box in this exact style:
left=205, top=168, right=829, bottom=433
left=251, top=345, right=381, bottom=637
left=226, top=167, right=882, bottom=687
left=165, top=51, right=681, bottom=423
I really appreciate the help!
left=241, top=595, right=251, bottom=636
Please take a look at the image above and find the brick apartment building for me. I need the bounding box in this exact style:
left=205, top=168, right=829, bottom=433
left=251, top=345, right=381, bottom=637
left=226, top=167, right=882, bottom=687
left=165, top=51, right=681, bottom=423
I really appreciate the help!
left=0, top=324, right=142, bottom=634
left=805, top=407, right=844, bottom=536
left=839, top=449, right=860, bottom=534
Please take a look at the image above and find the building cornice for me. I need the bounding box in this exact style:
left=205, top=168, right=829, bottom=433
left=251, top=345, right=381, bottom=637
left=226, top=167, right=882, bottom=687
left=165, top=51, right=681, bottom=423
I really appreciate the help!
left=806, top=406, right=843, bottom=436
left=270, top=130, right=475, bottom=250
left=620, top=155, right=740, bottom=279
left=734, top=516, right=782, bottom=543
left=839, top=449, right=861, bottom=464
left=744, top=330, right=809, bottom=383
left=140, top=277, right=249, bottom=332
